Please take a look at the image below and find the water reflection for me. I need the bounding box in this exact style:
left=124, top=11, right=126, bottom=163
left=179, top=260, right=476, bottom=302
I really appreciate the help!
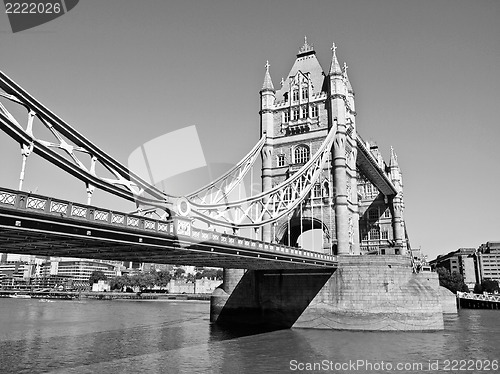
left=0, top=299, right=499, bottom=374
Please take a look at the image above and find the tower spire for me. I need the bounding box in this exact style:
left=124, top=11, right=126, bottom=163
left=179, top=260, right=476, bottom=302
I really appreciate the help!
left=329, top=42, right=342, bottom=76
left=390, top=146, right=399, bottom=168
left=261, top=60, right=275, bottom=91
left=343, top=61, right=354, bottom=93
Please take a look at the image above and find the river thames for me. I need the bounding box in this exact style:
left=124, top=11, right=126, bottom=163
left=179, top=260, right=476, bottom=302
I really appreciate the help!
left=0, top=298, right=498, bottom=373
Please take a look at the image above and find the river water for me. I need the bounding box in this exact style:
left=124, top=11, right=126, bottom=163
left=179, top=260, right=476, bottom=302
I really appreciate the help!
left=0, top=298, right=498, bottom=374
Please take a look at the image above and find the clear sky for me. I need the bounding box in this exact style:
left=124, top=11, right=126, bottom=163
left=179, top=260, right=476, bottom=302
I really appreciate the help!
left=0, top=0, right=499, bottom=260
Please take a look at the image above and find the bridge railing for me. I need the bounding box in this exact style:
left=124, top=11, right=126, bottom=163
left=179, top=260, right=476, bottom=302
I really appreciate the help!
left=0, top=188, right=175, bottom=234
left=457, top=291, right=500, bottom=303
left=0, top=187, right=337, bottom=265
left=174, top=217, right=336, bottom=263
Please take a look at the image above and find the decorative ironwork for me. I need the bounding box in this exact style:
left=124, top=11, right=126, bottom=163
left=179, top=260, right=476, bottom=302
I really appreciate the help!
left=186, top=122, right=338, bottom=228
left=111, top=214, right=124, bottom=224
left=94, top=210, right=109, bottom=222
left=0, top=191, right=16, bottom=205
left=50, top=201, right=68, bottom=214
left=26, top=197, right=46, bottom=210
left=0, top=70, right=172, bottom=210
left=71, top=206, right=87, bottom=218
left=158, top=222, right=169, bottom=232
left=177, top=220, right=191, bottom=236
left=457, top=292, right=500, bottom=303
left=187, top=135, right=266, bottom=205
left=127, top=217, right=139, bottom=227
left=144, top=220, right=155, bottom=230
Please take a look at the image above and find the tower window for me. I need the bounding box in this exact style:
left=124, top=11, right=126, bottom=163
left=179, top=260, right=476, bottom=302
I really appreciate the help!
left=293, top=89, right=299, bottom=101
left=313, top=183, right=321, bottom=198
left=294, top=145, right=310, bottom=164
left=301, top=106, right=308, bottom=118
left=277, top=154, right=285, bottom=167
left=365, top=183, right=376, bottom=197
left=384, top=209, right=391, bottom=218
left=302, top=88, right=308, bottom=100
left=381, top=230, right=389, bottom=240
left=292, top=108, right=299, bottom=121
left=368, top=208, right=379, bottom=221
left=369, top=227, right=380, bottom=240
left=283, top=111, right=290, bottom=123
left=322, top=180, right=330, bottom=197
left=311, top=105, right=318, bottom=118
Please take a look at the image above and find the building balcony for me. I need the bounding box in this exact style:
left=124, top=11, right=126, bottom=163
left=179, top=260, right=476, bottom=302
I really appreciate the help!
left=281, top=117, right=319, bottom=135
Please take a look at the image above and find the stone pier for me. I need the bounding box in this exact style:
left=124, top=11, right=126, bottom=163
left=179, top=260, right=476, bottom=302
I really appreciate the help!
left=211, top=256, right=447, bottom=331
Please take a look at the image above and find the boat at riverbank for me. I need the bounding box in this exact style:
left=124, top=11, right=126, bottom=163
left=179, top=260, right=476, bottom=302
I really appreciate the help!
left=8, top=293, right=31, bottom=299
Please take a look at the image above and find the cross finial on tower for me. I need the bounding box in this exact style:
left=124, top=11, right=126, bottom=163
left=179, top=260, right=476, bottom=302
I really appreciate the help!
left=329, top=41, right=342, bottom=75
left=343, top=62, right=349, bottom=79
left=331, top=42, right=337, bottom=55
left=280, top=77, right=285, bottom=87
left=261, top=60, right=274, bottom=91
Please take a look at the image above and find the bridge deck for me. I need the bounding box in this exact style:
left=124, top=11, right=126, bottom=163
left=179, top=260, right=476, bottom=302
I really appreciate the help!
left=0, top=189, right=337, bottom=270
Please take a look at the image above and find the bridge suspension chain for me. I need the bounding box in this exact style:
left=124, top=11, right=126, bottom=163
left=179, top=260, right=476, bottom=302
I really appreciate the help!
left=0, top=70, right=341, bottom=236
left=186, top=135, right=266, bottom=205
left=0, top=70, right=175, bottom=209
left=182, top=122, right=338, bottom=229
left=0, top=70, right=276, bottom=218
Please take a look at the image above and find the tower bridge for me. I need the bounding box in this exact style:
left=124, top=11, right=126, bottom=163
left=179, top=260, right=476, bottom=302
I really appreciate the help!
left=0, top=39, right=451, bottom=331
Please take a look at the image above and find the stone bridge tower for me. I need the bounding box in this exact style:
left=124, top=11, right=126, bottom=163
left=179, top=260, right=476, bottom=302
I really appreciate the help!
left=260, top=38, right=406, bottom=256
left=212, top=40, right=441, bottom=333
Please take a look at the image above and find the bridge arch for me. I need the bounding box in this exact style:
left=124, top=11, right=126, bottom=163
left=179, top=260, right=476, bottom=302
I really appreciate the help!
left=276, top=216, right=330, bottom=250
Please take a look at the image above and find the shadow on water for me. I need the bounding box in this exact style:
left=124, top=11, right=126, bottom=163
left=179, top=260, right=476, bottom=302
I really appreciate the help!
left=217, top=269, right=335, bottom=329
left=209, top=322, right=282, bottom=342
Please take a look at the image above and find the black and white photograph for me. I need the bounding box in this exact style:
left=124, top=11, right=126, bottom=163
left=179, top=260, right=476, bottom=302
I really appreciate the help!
left=0, top=1, right=499, bottom=373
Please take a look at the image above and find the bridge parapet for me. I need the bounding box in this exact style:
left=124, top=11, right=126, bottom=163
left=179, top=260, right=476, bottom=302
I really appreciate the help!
left=0, top=188, right=337, bottom=268
left=0, top=188, right=176, bottom=234
left=174, top=216, right=335, bottom=263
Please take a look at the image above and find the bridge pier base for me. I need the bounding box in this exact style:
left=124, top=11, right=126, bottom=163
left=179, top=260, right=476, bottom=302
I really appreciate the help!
left=210, top=268, right=245, bottom=323
left=210, top=256, right=445, bottom=331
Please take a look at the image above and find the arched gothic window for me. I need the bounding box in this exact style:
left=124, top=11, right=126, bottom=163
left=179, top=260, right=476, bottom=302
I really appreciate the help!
left=301, top=88, right=308, bottom=100
left=294, top=145, right=310, bottom=164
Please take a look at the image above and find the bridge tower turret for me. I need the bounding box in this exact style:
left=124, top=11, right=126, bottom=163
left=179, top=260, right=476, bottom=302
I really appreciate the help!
left=389, top=147, right=406, bottom=253
left=327, top=44, right=359, bottom=255
left=343, top=62, right=360, bottom=255
left=260, top=61, right=276, bottom=242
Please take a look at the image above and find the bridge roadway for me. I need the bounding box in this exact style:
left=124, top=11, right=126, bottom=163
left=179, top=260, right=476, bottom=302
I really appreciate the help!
left=0, top=188, right=337, bottom=270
